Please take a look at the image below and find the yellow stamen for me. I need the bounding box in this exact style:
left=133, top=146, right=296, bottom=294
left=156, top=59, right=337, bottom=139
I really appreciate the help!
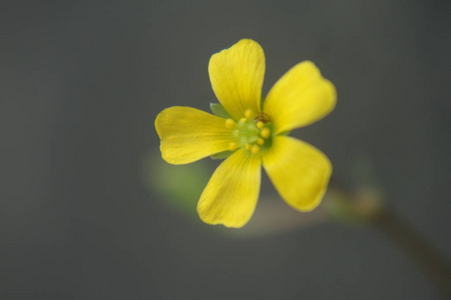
left=256, top=121, right=264, bottom=129
left=244, top=109, right=254, bottom=119
left=245, top=144, right=252, bottom=150
left=250, top=145, right=260, bottom=154
left=225, top=118, right=236, bottom=128
left=228, top=142, right=238, bottom=151
left=260, top=127, right=271, bottom=139
left=257, top=138, right=265, bottom=145
left=239, top=118, right=246, bottom=123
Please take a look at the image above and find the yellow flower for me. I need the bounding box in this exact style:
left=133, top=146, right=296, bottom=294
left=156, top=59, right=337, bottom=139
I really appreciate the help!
left=155, top=39, right=336, bottom=228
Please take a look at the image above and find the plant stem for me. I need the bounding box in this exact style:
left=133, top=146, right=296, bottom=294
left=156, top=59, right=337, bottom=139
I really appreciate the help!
left=371, top=207, right=451, bottom=296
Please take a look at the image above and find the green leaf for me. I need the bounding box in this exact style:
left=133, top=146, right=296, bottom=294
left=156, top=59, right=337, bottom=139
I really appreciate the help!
left=143, top=153, right=211, bottom=216
left=210, top=103, right=231, bottom=118
left=210, top=150, right=233, bottom=159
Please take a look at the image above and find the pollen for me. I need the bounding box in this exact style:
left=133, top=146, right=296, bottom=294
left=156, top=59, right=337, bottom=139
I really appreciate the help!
left=250, top=145, right=260, bottom=154
left=225, top=118, right=236, bottom=128
left=260, top=127, right=271, bottom=139
left=228, top=142, right=238, bottom=151
left=244, top=109, right=254, bottom=119
left=257, top=138, right=265, bottom=145
left=256, top=121, right=264, bottom=129
left=255, top=111, right=271, bottom=123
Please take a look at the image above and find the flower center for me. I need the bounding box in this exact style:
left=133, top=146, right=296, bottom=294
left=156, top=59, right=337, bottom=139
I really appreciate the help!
left=225, top=109, right=272, bottom=154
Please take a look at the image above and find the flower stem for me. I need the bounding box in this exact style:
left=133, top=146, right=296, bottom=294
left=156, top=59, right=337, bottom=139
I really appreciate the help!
left=371, top=207, right=451, bottom=296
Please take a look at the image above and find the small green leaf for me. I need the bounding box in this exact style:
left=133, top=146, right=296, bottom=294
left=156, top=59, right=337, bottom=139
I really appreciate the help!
left=210, top=103, right=231, bottom=118
left=210, top=150, right=233, bottom=159
left=279, top=130, right=291, bottom=136
left=143, top=153, right=211, bottom=216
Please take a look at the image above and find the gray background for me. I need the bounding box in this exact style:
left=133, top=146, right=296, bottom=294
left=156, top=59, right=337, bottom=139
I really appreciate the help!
left=1, top=0, right=450, bottom=299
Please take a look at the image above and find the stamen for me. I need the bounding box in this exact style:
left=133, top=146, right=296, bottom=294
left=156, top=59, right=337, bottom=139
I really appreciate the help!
left=225, top=118, right=236, bottom=128
left=244, top=109, right=254, bottom=119
left=228, top=111, right=272, bottom=152
left=255, top=112, right=271, bottom=123
left=228, top=142, right=238, bottom=151
left=250, top=145, right=260, bottom=154
left=260, top=128, right=271, bottom=139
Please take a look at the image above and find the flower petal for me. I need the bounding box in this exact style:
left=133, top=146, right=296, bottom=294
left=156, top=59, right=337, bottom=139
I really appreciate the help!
left=263, top=136, right=332, bottom=211
left=197, top=149, right=262, bottom=228
left=208, top=39, right=265, bottom=120
left=155, top=106, right=234, bottom=165
left=263, top=61, right=336, bottom=134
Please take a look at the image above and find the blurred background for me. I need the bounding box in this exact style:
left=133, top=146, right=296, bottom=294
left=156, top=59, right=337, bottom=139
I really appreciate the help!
left=1, top=0, right=450, bottom=299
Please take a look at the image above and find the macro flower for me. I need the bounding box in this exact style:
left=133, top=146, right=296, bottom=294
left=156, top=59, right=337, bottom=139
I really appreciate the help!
left=155, top=39, right=336, bottom=228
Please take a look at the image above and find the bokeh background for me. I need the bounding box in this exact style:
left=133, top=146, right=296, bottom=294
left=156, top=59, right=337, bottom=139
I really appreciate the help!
left=1, top=0, right=450, bottom=299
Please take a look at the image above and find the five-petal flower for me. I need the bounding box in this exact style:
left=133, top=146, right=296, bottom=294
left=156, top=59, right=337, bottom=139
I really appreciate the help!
left=155, top=39, right=336, bottom=228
